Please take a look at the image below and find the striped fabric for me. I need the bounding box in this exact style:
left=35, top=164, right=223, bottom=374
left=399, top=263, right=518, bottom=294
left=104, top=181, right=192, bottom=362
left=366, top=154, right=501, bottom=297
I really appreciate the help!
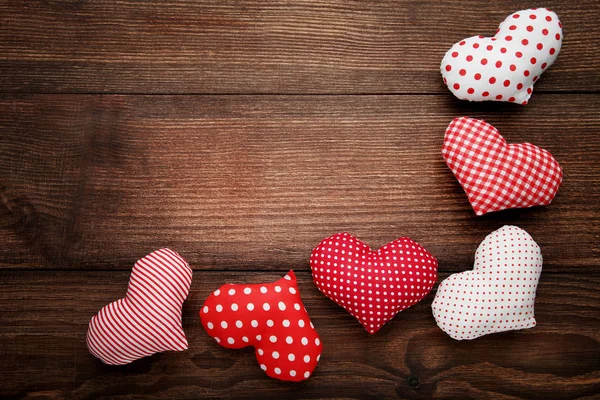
left=86, top=248, right=193, bottom=365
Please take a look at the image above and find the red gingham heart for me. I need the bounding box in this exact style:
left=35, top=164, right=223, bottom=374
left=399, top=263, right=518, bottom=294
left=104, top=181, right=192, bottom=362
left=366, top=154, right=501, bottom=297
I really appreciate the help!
left=442, top=117, right=563, bottom=216
left=199, top=271, right=322, bottom=382
left=86, top=249, right=192, bottom=365
left=310, top=232, right=438, bottom=334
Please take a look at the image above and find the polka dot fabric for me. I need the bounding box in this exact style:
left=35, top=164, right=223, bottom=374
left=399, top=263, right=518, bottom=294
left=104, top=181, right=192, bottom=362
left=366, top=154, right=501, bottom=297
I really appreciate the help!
left=310, top=232, right=438, bottom=334
left=86, top=249, right=192, bottom=365
left=199, top=271, right=322, bottom=382
left=432, top=226, right=543, bottom=340
left=441, top=8, right=562, bottom=104
left=443, top=117, right=563, bottom=216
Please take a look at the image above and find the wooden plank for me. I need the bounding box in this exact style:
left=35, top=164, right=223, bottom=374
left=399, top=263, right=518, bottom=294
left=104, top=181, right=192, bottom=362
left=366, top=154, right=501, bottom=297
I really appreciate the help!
left=0, top=0, right=598, bottom=94
left=0, top=270, right=598, bottom=399
left=1, top=94, right=599, bottom=272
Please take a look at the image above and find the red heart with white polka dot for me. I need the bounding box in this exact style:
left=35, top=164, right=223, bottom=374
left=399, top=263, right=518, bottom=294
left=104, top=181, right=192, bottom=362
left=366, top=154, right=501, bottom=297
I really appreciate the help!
left=441, top=8, right=562, bottom=104
left=432, top=226, right=543, bottom=340
left=199, top=271, right=322, bottom=382
left=310, top=232, right=438, bottom=334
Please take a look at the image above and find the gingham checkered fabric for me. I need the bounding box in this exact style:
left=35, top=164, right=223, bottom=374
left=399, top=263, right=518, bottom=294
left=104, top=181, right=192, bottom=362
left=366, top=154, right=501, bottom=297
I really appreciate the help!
left=442, top=117, right=563, bottom=216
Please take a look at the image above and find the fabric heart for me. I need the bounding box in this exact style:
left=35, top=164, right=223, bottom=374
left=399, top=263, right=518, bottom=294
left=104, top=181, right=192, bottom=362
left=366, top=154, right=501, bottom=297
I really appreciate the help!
left=310, top=232, right=438, bottom=334
left=443, top=117, right=562, bottom=216
left=199, top=271, right=322, bottom=382
left=441, top=8, right=562, bottom=104
left=86, top=248, right=193, bottom=365
left=432, top=226, right=542, bottom=340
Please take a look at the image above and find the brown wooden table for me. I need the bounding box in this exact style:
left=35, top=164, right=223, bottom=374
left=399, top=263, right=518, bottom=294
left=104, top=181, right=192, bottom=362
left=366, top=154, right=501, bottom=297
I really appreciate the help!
left=1, top=1, right=599, bottom=399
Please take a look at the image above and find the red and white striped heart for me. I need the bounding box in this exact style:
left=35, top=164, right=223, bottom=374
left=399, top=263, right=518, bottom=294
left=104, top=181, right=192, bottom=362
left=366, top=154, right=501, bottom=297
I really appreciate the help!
left=310, top=232, right=438, bottom=334
left=442, top=117, right=563, bottom=216
left=86, top=248, right=193, bottom=365
left=432, top=226, right=543, bottom=340
left=441, top=8, right=562, bottom=104
left=200, top=271, right=322, bottom=382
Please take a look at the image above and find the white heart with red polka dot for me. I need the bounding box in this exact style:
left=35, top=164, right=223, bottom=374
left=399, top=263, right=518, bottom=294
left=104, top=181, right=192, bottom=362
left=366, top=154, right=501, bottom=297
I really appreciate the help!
left=432, top=226, right=543, bottom=340
left=441, top=8, right=562, bottom=105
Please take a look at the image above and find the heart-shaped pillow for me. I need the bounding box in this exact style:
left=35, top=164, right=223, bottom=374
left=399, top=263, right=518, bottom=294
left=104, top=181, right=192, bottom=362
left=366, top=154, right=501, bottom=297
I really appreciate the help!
left=86, top=248, right=193, bottom=365
left=432, top=226, right=542, bottom=340
left=441, top=8, right=562, bottom=104
left=310, top=232, right=438, bottom=334
left=199, top=271, right=322, bottom=382
left=443, top=117, right=563, bottom=216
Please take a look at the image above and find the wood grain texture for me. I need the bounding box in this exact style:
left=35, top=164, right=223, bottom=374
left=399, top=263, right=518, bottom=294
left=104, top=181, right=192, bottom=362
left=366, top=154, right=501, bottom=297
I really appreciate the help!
left=0, top=0, right=599, bottom=94
left=1, top=94, right=599, bottom=272
left=1, top=0, right=599, bottom=398
left=0, top=270, right=598, bottom=400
